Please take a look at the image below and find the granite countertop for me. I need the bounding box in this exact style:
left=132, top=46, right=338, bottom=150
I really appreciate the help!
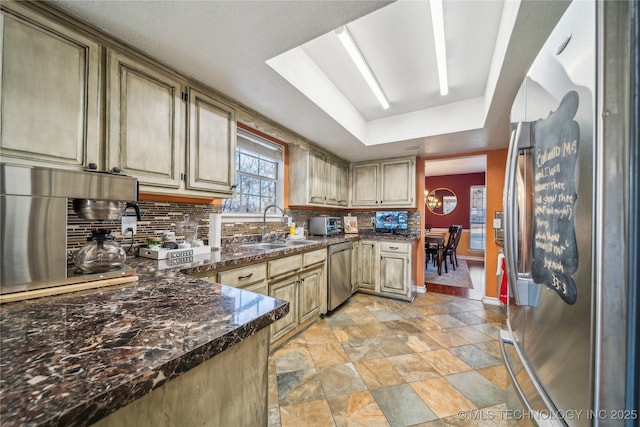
left=0, top=232, right=418, bottom=426
left=0, top=269, right=288, bottom=426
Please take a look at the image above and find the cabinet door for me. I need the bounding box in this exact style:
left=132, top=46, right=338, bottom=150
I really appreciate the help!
left=298, top=267, right=322, bottom=324
left=336, top=162, right=349, bottom=207
left=1, top=6, right=100, bottom=169
left=308, top=151, right=326, bottom=204
left=351, top=242, right=360, bottom=292
left=380, top=252, right=410, bottom=297
left=358, top=241, right=378, bottom=291
left=325, top=158, right=338, bottom=206
left=326, top=159, right=349, bottom=206
left=269, top=275, right=298, bottom=342
left=187, top=88, right=236, bottom=195
left=107, top=50, right=183, bottom=188
left=351, top=163, right=379, bottom=206
left=380, top=159, right=415, bottom=207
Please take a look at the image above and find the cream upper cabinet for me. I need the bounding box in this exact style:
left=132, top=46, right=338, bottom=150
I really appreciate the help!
left=107, top=50, right=237, bottom=198
left=289, top=145, right=348, bottom=207
left=0, top=3, right=101, bottom=170
left=351, top=163, right=379, bottom=206
left=187, top=87, right=236, bottom=195
left=107, top=50, right=183, bottom=189
left=326, top=158, right=349, bottom=206
left=351, top=157, right=416, bottom=208
left=308, top=150, right=326, bottom=204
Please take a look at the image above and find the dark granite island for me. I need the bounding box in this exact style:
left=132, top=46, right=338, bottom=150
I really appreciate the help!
left=0, top=269, right=289, bottom=426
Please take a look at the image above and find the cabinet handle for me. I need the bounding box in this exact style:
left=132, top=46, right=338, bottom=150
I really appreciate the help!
left=111, top=166, right=121, bottom=174
left=238, top=273, right=253, bottom=280
left=389, top=246, right=399, bottom=250
left=88, top=163, right=98, bottom=170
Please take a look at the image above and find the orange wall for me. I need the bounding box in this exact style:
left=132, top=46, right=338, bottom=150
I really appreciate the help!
left=420, top=149, right=508, bottom=300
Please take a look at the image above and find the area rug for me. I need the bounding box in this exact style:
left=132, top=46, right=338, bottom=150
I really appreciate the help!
left=425, top=258, right=473, bottom=288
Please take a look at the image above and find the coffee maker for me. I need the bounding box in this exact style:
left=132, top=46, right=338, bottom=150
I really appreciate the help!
left=0, top=163, right=139, bottom=296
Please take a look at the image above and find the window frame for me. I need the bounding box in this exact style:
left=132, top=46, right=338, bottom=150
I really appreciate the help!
left=469, top=185, right=486, bottom=251
left=221, top=127, right=286, bottom=223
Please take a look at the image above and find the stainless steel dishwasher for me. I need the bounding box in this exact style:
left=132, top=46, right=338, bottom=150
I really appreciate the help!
left=327, top=241, right=353, bottom=311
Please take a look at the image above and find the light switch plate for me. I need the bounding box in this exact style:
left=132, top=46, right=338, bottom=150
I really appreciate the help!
left=121, top=216, right=137, bottom=235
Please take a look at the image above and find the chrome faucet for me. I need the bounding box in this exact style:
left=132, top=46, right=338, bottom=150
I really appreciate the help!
left=262, top=204, right=285, bottom=242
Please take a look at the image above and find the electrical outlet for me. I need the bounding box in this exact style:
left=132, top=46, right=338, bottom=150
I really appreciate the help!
left=121, top=216, right=137, bottom=235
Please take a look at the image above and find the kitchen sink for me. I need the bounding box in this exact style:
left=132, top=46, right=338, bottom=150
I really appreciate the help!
left=239, top=240, right=317, bottom=250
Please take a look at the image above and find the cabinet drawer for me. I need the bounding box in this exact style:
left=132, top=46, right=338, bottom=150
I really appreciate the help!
left=218, top=263, right=266, bottom=287
left=379, top=242, right=410, bottom=254
left=268, top=254, right=302, bottom=278
left=303, top=249, right=327, bottom=267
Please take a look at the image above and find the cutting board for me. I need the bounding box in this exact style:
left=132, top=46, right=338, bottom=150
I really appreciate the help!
left=0, top=275, right=139, bottom=304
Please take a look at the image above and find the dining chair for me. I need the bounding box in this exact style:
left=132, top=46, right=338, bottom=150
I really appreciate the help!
left=443, top=225, right=463, bottom=273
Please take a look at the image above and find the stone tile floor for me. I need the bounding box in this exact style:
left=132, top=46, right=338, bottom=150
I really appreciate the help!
left=268, top=291, right=516, bottom=427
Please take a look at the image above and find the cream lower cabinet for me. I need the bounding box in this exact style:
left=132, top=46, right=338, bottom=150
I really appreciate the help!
left=192, top=262, right=267, bottom=296
left=268, top=249, right=326, bottom=347
left=350, top=157, right=416, bottom=208
left=353, top=240, right=379, bottom=292
left=354, top=240, right=414, bottom=302
left=0, top=2, right=101, bottom=170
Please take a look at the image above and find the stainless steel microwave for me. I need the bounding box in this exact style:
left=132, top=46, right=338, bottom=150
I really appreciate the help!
left=309, top=217, right=341, bottom=236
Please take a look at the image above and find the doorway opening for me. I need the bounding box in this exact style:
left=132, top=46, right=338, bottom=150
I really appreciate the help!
left=424, top=155, right=487, bottom=300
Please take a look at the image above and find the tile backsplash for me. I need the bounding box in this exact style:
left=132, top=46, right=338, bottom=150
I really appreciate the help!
left=66, top=200, right=421, bottom=255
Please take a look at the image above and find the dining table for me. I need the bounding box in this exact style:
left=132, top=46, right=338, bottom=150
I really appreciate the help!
left=425, top=230, right=446, bottom=275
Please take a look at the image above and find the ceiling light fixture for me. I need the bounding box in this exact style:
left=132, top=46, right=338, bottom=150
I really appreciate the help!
left=335, top=26, right=390, bottom=110
left=430, top=0, right=449, bottom=96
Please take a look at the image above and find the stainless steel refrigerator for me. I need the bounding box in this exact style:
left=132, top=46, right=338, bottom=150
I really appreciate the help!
left=501, top=1, right=638, bottom=425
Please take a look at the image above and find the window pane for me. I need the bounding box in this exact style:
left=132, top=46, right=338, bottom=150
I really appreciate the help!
left=469, top=185, right=486, bottom=250
left=224, top=131, right=284, bottom=214
left=261, top=180, right=276, bottom=198
left=245, top=176, right=259, bottom=195
left=259, top=159, right=277, bottom=179
left=469, top=223, right=485, bottom=250
left=239, top=152, right=259, bottom=174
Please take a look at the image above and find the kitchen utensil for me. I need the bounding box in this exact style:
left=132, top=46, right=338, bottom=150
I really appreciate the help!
left=73, top=229, right=126, bottom=273
left=73, top=200, right=141, bottom=221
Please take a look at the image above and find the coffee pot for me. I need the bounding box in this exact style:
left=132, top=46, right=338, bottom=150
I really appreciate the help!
left=73, top=229, right=126, bottom=274
left=73, top=200, right=141, bottom=221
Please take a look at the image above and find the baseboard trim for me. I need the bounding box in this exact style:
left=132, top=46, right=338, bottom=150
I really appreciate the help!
left=458, top=255, right=484, bottom=261
left=482, top=296, right=502, bottom=306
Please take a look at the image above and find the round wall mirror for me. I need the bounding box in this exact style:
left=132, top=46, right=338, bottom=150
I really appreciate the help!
left=426, top=188, right=457, bottom=215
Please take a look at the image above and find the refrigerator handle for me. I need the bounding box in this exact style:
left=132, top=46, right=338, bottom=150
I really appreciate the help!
left=503, top=128, right=520, bottom=303
left=503, top=122, right=540, bottom=307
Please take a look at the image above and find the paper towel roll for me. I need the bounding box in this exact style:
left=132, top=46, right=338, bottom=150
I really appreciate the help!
left=209, top=213, right=222, bottom=250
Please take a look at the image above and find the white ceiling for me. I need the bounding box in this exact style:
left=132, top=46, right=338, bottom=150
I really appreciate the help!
left=52, top=0, right=569, bottom=170
left=425, top=156, right=486, bottom=177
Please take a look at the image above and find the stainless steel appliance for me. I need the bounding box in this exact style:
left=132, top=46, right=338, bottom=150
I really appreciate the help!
left=327, top=241, right=353, bottom=311
left=1, top=163, right=139, bottom=295
left=501, top=1, right=637, bottom=424
left=309, top=216, right=341, bottom=236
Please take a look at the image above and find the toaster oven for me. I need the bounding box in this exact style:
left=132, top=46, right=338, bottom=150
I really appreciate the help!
left=309, top=217, right=341, bottom=236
